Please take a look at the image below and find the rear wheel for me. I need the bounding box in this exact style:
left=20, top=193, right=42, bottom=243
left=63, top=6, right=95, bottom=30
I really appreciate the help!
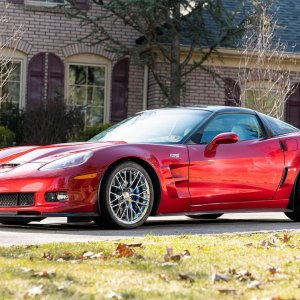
left=285, top=175, right=300, bottom=222
left=94, top=161, right=154, bottom=229
left=284, top=212, right=300, bottom=221
left=186, top=213, right=223, bottom=220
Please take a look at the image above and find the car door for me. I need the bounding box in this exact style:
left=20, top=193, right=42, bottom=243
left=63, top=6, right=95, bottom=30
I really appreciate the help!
left=187, top=113, right=285, bottom=210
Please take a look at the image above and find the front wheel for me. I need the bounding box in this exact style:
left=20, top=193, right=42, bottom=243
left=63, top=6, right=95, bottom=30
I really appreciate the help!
left=94, top=161, right=154, bottom=229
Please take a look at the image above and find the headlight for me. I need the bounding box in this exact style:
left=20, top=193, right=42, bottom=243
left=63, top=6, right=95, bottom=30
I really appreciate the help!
left=39, top=151, right=93, bottom=171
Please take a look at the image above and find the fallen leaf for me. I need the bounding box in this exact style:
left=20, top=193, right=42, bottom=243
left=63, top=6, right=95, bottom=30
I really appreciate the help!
left=235, top=270, right=254, bottom=282
left=107, top=291, right=123, bottom=299
left=91, top=253, right=103, bottom=259
left=247, top=280, right=261, bottom=289
left=25, top=285, right=43, bottom=298
left=81, top=251, right=103, bottom=259
left=115, top=243, right=135, bottom=258
left=126, top=243, right=144, bottom=248
left=164, top=247, right=189, bottom=262
left=228, top=268, right=237, bottom=275
left=282, top=233, right=292, bottom=243
left=42, top=252, right=53, bottom=260
left=218, top=288, right=237, bottom=294
left=212, top=273, right=230, bottom=283
left=181, top=250, right=191, bottom=259
left=20, top=267, right=32, bottom=273
left=178, top=272, right=196, bottom=283
left=164, top=247, right=174, bottom=262
left=82, top=251, right=94, bottom=258
left=56, top=282, right=71, bottom=291
left=32, top=271, right=56, bottom=278
left=267, top=266, right=279, bottom=275
left=287, top=244, right=297, bottom=249
left=260, top=239, right=276, bottom=249
left=70, top=259, right=81, bottom=264
left=171, top=254, right=181, bottom=262
left=57, top=252, right=73, bottom=261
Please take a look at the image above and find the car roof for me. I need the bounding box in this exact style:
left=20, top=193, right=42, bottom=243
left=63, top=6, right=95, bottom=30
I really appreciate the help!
left=143, top=105, right=256, bottom=114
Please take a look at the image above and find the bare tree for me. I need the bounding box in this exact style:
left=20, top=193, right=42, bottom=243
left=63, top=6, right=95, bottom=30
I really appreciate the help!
left=236, top=0, right=295, bottom=119
left=66, top=0, right=249, bottom=106
left=0, top=4, right=23, bottom=102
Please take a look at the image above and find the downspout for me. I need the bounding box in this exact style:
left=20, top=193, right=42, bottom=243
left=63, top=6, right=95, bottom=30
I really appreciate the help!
left=142, top=65, right=149, bottom=110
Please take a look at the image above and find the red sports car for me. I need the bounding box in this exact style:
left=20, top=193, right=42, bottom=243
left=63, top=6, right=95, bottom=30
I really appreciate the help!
left=0, top=106, right=299, bottom=229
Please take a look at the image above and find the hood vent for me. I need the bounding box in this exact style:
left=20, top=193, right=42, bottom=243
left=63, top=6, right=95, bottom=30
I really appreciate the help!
left=0, top=163, right=20, bottom=173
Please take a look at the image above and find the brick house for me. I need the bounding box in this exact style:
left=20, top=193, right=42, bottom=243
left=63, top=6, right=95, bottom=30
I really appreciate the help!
left=2, top=0, right=300, bottom=128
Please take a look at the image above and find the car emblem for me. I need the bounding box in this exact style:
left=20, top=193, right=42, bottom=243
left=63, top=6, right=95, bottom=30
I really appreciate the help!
left=170, top=153, right=180, bottom=158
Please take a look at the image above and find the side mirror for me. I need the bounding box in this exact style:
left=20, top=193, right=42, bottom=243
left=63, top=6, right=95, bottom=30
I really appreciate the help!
left=205, top=132, right=239, bottom=153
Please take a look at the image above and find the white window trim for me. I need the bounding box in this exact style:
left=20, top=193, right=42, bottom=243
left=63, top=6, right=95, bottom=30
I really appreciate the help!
left=65, top=54, right=112, bottom=124
left=0, top=49, right=27, bottom=110
left=25, top=0, right=65, bottom=7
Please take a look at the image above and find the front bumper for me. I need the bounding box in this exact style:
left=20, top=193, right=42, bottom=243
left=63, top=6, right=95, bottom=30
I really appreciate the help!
left=0, top=174, right=100, bottom=215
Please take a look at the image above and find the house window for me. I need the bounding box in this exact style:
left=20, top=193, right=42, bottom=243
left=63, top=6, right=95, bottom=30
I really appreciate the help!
left=67, top=64, right=106, bottom=127
left=66, top=54, right=111, bottom=126
left=244, top=81, right=284, bottom=119
left=0, top=62, right=22, bottom=107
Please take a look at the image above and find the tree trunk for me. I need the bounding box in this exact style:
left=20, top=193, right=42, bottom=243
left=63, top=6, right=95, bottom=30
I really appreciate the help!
left=169, top=2, right=181, bottom=106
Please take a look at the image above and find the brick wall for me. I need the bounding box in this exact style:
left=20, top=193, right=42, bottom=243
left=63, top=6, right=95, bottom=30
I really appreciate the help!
left=2, top=1, right=300, bottom=123
left=147, top=64, right=241, bottom=109
left=1, top=0, right=144, bottom=120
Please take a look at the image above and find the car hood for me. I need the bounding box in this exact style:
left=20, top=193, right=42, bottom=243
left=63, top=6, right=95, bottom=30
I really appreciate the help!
left=0, top=141, right=126, bottom=165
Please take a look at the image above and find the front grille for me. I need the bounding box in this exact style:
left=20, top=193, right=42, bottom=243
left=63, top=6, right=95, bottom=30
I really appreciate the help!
left=0, top=193, right=35, bottom=207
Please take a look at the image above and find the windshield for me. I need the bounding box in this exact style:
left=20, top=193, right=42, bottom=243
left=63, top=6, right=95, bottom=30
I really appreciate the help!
left=90, top=109, right=211, bottom=144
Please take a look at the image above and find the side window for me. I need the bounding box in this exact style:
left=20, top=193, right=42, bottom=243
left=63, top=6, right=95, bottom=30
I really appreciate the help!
left=200, top=113, right=264, bottom=144
left=263, top=114, right=299, bottom=136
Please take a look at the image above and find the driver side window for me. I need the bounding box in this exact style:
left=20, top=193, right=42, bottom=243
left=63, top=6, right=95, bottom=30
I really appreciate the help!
left=199, top=113, right=264, bottom=144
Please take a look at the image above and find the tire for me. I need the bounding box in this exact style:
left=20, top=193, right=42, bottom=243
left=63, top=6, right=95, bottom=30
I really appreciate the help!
left=284, top=211, right=300, bottom=222
left=0, top=217, right=44, bottom=225
left=284, top=212, right=300, bottom=221
left=94, top=161, right=154, bottom=229
left=285, top=176, right=300, bottom=222
left=186, top=213, right=223, bottom=220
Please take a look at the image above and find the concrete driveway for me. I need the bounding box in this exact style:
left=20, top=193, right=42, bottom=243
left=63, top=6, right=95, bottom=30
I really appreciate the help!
left=0, top=212, right=299, bottom=246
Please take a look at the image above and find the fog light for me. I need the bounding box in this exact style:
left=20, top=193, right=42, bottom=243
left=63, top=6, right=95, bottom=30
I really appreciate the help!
left=45, top=192, right=68, bottom=202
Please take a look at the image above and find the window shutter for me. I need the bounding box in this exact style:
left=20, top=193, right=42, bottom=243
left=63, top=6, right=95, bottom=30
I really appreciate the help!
left=47, top=53, right=64, bottom=101
left=27, top=53, right=46, bottom=109
left=111, top=58, right=129, bottom=123
left=75, top=0, right=89, bottom=10
left=286, top=84, right=300, bottom=128
left=7, top=0, right=24, bottom=4
left=224, top=78, right=241, bottom=107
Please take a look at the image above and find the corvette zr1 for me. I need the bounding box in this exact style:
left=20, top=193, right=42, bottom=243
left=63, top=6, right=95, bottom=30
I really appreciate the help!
left=0, top=106, right=299, bottom=229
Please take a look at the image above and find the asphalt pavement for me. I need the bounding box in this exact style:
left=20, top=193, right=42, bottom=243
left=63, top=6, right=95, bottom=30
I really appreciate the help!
left=0, top=212, right=299, bottom=246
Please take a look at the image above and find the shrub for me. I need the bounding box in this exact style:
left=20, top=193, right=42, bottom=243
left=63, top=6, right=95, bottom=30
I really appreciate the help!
left=0, top=101, right=23, bottom=145
left=23, top=98, right=84, bottom=145
left=0, top=126, right=15, bottom=148
left=76, top=123, right=111, bottom=141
